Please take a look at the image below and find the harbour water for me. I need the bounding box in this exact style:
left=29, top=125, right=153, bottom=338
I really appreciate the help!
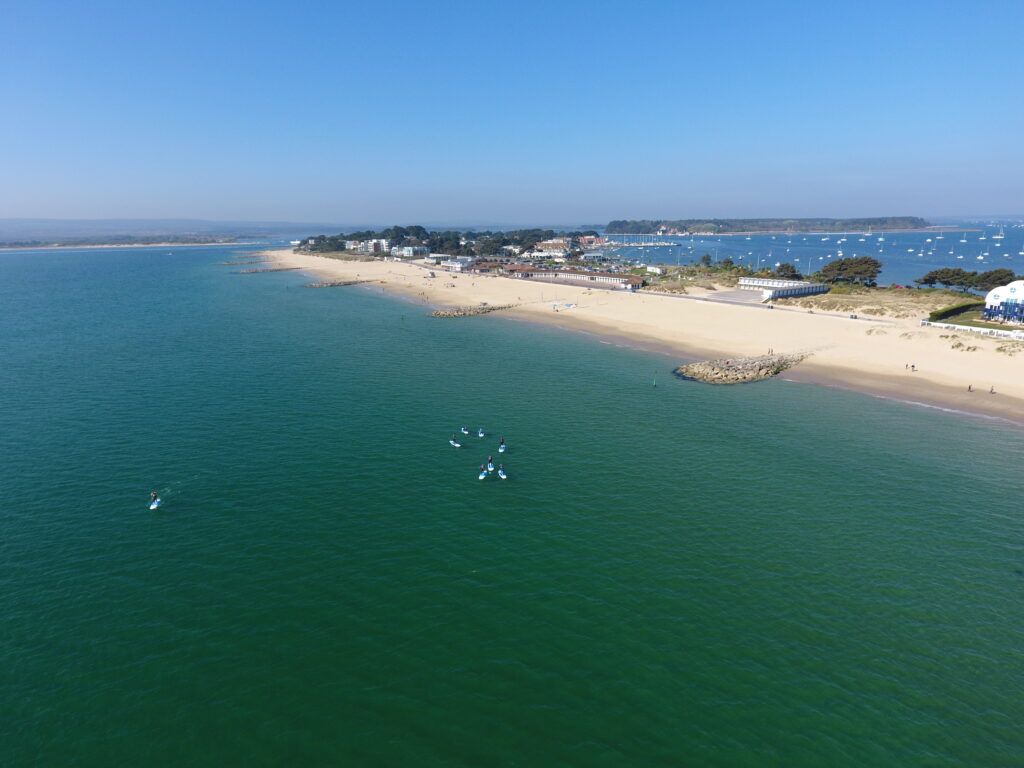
left=607, top=223, right=1024, bottom=287
left=3, top=245, right=1024, bottom=766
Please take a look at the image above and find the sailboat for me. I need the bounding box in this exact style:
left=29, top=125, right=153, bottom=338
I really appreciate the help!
left=994, top=227, right=1005, bottom=239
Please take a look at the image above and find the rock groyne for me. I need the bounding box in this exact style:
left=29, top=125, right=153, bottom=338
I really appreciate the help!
left=431, top=304, right=518, bottom=318
left=233, top=267, right=301, bottom=274
left=675, top=353, right=808, bottom=384
left=305, top=279, right=374, bottom=288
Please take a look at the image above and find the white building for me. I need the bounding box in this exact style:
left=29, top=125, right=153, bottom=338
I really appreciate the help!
left=440, top=257, right=476, bottom=272
left=984, top=280, right=1024, bottom=324
left=737, top=277, right=829, bottom=301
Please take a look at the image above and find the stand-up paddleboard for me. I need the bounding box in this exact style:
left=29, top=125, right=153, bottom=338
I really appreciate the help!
left=460, top=428, right=469, bottom=434
left=450, top=440, right=461, bottom=447
left=497, top=469, right=507, bottom=479
left=487, top=462, right=494, bottom=472
left=478, top=470, right=487, bottom=480
left=149, top=498, right=162, bottom=510
left=477, top=429, right=485, bottom=438
left=498, top=444, right=506, bottom=453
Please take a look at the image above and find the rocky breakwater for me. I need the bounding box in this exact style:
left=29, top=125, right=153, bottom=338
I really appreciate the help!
left=675, top=353, right=808, bottom=384
left=305, top=279, right=374, bottom=288
left=431, top=304, right=518, bottom=318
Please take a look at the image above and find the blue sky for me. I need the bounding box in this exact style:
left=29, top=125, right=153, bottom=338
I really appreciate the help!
left=2, top=0, right=1022, bottom=224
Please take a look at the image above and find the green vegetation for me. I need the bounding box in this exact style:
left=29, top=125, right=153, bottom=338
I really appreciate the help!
left=916, top=267, right=1018, bottom=292
left=933, top=310, right=1008, bottom=331
left=300, top=227, right=599, bottom=257
left=928, top=301, right=986, bottom=322
left=606, top=217, right=929, bottom=234
left=775, top=263, right=801, bottom=280
left=816, top=256, right=883, bottom=285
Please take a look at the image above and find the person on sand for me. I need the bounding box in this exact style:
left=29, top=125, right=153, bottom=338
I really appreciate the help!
left=968, top=384, right=973, bottom=392
left=911, top=364, right=916, bottom=372
left=990, top=386, right=995, bottom=394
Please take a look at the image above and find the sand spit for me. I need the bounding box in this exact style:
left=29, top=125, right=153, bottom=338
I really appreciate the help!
left=262, top=249, right=1024, bottom=424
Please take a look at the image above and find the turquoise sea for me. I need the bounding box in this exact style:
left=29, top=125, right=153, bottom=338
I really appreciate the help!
left=2, top=245, right=1023, bottom=766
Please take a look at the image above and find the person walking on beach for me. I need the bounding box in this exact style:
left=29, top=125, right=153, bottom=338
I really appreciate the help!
left=911, top=364, right=916, bottom=372
left=968, top=384, right=973, bottom=392
left=990, top=386, right=996, bottom=394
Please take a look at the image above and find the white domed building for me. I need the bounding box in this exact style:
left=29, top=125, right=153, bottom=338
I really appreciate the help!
left=983, top=280, right=1024, bottom=324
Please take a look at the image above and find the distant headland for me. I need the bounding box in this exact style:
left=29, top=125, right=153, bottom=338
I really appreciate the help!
left=606, top=217, right=931, bottom=235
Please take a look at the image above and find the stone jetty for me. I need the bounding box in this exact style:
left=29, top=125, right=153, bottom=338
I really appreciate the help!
left=431, top=303, right=519, bottom=318
left=675, top=353, right=808, bottom=384
left=305, top=279, right=374, bottom=288
left=222, top=260, right=268, bottom=265
left=233, top=267, right=301, bottom=274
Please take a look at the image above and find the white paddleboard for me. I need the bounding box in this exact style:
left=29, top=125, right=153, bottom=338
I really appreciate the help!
left=498, top=470, right=507, bottom=479
left=149, top=499, right=162, bottom=510
left=450, top=440, right=461, bottom=447
left=498, top=445, right=506, bottom=453
left=478, top=471, right=487, bottom=480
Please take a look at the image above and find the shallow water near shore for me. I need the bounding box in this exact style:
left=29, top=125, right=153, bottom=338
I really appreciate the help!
left=3, top=245, right=1024, bottom=766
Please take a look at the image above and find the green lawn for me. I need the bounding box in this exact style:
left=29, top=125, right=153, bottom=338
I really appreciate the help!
left=941, top=309, right=1022, bottom=331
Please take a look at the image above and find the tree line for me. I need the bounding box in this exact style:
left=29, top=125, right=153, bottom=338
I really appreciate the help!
left=914, top=267, right=1018, bottom=292
left=299, top=227, right=598, bottom=256
left=607, top=217, right=929, bottom=234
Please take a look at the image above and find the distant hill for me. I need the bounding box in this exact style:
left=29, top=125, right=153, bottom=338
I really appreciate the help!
left=606, top=217, right=930, bottom=234
left=0, top=218, right=350, bottom=244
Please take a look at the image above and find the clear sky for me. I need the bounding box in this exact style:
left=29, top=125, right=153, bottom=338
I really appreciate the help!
left=3, top=0, right=1022, bottom=225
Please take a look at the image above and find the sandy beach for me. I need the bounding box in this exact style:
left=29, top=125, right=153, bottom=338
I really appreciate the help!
left=264, top=249, right=1024, bottom=424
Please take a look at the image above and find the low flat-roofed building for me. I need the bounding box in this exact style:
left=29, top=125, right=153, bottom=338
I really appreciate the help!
left=508, top=265, right=643, bottom=291
left=440, top=256, right=476, bottom=272
left=738, top=277, right=829, bottom=301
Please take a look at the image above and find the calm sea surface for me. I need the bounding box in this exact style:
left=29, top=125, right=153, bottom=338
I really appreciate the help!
left=2, top=245, right=1023, bottom=766
left=609, top=223, right=1024, bottom=286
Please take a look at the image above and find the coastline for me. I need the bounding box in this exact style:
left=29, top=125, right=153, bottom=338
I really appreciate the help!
left=262, top=249, right=1024, bottom=425
left=0, top=241, right=255, bottom=251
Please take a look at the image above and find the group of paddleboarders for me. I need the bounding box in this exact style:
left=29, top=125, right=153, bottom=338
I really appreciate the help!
left=479, top=455, right=507, bottom=479
left=449, top=427, right=509, bottom=479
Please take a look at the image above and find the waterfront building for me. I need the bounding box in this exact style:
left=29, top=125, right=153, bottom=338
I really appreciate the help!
left=737, top=277, right=829, bottom=301
left=361, top=239, right=390, bottom=254
left=535, top=238, right=570, bottom=254
left=399, top=246, right=430, bottom=258
left=983, top=280, right=1024, bottom=324
left=440, top=257, right=476, bottom=272
left=508, top=266, right=643, bottom=291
